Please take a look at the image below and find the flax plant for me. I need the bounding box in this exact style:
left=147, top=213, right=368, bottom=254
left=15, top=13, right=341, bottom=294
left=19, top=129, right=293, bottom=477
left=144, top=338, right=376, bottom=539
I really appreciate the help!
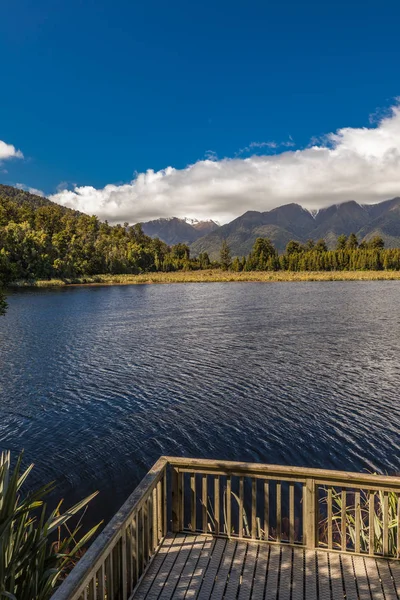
left=0, top=451, right=101, bottom=600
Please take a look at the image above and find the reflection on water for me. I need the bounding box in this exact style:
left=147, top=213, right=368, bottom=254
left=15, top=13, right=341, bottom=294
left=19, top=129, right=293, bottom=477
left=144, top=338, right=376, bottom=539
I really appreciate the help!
left=0, top=281, right=400, bottom=525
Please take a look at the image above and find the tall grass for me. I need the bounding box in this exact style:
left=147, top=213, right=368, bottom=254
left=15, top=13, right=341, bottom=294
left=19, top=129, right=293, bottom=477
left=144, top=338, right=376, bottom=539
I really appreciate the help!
left=0, top=451, right=101, bottom=600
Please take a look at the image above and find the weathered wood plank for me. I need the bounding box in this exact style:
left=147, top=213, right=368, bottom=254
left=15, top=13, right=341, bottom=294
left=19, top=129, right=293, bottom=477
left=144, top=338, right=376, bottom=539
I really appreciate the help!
left=304, top=550, right=317, bottom=600
left=291, top=547, right=304, bottom=600
left=211, top=539, right=236, bottom=600
left=141, top=534, right=184, bottom=600
left=362, top=556, right=385, bottom=600
left=251, top=543, right=269, bottom=600
left=238, top=541, right=258, bottom=600
left=132, top=534, right=175, bottom=600
left=352, top=554, right=370, bottom=600
left=172, top=536, right=207, bottom=599
left=340, top=554, right=358, bottom=600
left=184, top=536, right=214, bottom=599
left=278, top=545, right=292, bottom=600
left=375, top=558, right=397, bottom=600
left=197, top=538, right=226, bottom=599
left=222, top=537, right=246, bottom=599
left=328, top=552, right=345, bottom=600
left=158, top=534, right=196, bottom=600
left=317, top=550, right=330, bottom=600
left=264, top=544, right=280, bottom=598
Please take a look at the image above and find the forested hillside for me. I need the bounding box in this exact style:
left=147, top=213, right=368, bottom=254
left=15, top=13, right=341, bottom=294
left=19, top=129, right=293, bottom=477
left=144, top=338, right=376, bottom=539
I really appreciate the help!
left=0, top=185, right=206, bottom=284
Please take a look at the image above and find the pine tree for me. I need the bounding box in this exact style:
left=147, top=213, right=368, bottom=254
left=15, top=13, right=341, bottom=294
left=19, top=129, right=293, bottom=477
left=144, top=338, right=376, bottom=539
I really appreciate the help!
left=219, top=240, right=232, bottom=270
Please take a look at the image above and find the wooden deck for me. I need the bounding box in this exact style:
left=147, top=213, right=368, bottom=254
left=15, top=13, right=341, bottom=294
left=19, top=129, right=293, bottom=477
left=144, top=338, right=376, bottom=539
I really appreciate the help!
left=133, top=533, right=400, bottom=600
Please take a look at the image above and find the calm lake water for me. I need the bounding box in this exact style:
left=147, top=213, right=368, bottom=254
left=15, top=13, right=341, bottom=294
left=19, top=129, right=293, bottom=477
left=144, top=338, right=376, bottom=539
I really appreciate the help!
left=1, top=282, right=400, bottom=525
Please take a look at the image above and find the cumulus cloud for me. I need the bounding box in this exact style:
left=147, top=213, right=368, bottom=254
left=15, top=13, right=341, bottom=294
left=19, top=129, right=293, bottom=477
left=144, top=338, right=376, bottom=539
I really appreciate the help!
left=0, top=140, right=23, bottom=161
left=51, top=103, right=400, bottom=224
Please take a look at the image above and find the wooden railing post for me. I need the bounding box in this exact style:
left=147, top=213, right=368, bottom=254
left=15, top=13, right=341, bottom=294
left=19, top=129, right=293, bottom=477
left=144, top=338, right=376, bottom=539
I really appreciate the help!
left=171, top=466, right=180, bottom=532
left=303, top=478, right=317, bottom=549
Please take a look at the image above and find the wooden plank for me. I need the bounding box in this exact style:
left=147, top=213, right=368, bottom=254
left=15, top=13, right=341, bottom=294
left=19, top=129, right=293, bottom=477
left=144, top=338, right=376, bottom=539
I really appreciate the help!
left=197, top=538, right=226, bottom=599
left=369, top=491, right=375, bottom=555
left=355, top=490, right=361, bottom=554
left=52, top=457, right=168, bottom=600
left=329, top=552, right=345, bottom=600
left=289, top=483, right=295, bottom=544
left=239, top=477, right=244, bottom=537
left=156, top=481, right=163, bottom=543
left=97, top=564, right=105, bottom=600
left=165, top=456, right=400, bottom=490
left=341, top=489, right=346, bottom=552
left=387, top=559, right=400, bottom=599
left=238, top=541, right=258, bottom=600
left=291, top=547, right=304, bottom=600
left=317, top=550, right=330, bottom=600
left=397, top=497, right=400, bottom=559
left=304, top=480, right=316, bottom=549
left=264, top=544, right=281, bottom=598
left=191, top=474, right=196, bottom=532
left=171, top=467, right=180, bottom=533
left=202, top=474, right=207, bottom=533
left=158, top=535, right=197, bottom=600
left=352, top=554, right=370, bottom=599
left=276, top=482, right=282, bottom=543
left=211, top=539, right=236, bottom=600
left=222, top=538, right=246, bottom=598
left=327, top=487, right=332, bottom=550
left=304, top=550, right=317, bottom=600
left=226, top=476, right=231, bottom=537
left=264, top=481, right=269, bottom=542
left=184, top=536, right=214, bottom=599
left=383, top=492, right=389, bottom=556
left=214, top=476, right=220, bottom=535
left=375, top=559, right=397, bottom=600
left=251, top=542, right=269, bottom=600
left=141, top=534, right=185, bottom=600
left=173, top=536, right=208, bottom=599
left=121, top=530, right=128, bottom=600
left=278, top=545, right=293, bottom=600
left=361, top=556, right=384, bottom=600
left=251, top=478, right=257, bottom=539
left=163, top=470, right=167, bottom=537
left=132, top=534, right=176, bottom=600
left=340, top=553, right=358, bottom=600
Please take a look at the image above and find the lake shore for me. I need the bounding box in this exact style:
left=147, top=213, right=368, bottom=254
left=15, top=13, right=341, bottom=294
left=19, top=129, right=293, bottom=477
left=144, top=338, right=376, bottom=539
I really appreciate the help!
left=8, top=269, right=400, bottom=287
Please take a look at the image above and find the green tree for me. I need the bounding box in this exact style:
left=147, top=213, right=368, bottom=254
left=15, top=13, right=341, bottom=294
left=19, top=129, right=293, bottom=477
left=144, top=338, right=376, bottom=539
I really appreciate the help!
left=369, top=235, right=385, bottom=249
left=286, top=240, right=303, bottom=255
left=347, top=233, right=358, bottom=249
left=315, top=238, right=328, bottom=252
left=336, top=234, right=348, bottom=250
left=220, top=240, right=232, bottom=270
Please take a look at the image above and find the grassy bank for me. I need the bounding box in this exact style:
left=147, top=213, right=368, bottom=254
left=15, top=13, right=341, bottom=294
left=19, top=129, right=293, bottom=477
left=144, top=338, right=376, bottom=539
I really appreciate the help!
left=8, top=269, right=400, bottom=288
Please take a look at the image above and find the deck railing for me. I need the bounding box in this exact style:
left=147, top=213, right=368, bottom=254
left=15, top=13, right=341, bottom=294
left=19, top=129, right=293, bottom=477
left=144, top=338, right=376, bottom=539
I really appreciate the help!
left=51, top=456, right=400, bottom=600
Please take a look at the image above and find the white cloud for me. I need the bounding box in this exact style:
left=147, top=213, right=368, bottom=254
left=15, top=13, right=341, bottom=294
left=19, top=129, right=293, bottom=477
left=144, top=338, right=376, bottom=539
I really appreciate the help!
left=16, top=183, right=44, bottom=197
left=51, top=103, right=400, bottom=224
left=0, top=140, right=23, bottom=161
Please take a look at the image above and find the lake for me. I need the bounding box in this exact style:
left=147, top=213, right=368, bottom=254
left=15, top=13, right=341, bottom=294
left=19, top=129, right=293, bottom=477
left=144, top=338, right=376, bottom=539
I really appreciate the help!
left=1, top=281, right=400, bottom=525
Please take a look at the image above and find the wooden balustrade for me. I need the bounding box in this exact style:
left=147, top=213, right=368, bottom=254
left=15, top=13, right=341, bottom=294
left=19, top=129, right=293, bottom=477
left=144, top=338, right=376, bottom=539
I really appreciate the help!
left=51, top=457, right=400, bottom=600
left=51, top=457, right=168, bottom=600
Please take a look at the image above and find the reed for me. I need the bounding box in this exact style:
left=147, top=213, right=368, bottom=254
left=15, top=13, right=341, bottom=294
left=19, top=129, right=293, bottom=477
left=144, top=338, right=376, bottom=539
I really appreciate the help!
left=9, top=269, right=400, bottom=288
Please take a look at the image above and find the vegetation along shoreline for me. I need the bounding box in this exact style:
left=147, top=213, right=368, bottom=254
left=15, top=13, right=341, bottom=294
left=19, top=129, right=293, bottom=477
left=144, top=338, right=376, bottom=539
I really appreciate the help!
left=8, top=269, right=400, bottom=288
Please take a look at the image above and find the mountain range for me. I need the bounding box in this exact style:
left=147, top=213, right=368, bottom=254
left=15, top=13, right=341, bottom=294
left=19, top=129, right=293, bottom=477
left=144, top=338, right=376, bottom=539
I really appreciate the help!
left=141, top=198, right=400, bottom=258
left=1, top=183, right=400, bottom=258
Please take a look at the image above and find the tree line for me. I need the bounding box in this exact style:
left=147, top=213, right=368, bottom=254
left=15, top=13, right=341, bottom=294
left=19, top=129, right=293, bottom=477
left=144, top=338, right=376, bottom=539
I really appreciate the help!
left=220, top=234, right=400, bottom=272
left=1, top=187, right=400, bottom=316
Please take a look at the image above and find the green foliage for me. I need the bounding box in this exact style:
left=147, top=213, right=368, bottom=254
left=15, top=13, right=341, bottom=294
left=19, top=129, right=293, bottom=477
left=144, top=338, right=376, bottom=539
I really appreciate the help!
left=0, top=451, right=100, bottom=599
left=219, top=240, right=231, bottom=270
left=322, top=484, right=399, bottom=556
left=0, top=291, right=6, bottom=316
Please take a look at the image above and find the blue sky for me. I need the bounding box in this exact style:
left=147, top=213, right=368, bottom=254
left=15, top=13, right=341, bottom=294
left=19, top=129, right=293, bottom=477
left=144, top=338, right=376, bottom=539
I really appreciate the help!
left=1, top=0, right=400, bottom=222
